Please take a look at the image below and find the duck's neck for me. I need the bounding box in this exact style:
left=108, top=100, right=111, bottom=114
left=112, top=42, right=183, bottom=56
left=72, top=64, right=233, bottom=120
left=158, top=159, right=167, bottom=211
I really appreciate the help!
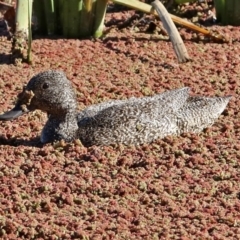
left=40, top=110, right=79, bottom=143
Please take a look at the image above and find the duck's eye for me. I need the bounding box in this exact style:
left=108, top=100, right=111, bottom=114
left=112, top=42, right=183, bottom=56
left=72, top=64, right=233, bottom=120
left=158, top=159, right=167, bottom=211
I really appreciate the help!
left=42, top=82, right=49, bottom=89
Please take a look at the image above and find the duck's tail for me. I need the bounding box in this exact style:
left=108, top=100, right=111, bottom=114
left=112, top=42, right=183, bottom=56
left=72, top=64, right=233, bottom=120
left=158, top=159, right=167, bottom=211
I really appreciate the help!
left=176, top=95, right=232, bottom=134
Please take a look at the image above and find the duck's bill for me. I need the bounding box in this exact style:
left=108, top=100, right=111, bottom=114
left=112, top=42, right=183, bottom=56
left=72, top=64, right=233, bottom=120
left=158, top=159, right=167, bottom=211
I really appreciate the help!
left=0, top=104, right=25, bottom=121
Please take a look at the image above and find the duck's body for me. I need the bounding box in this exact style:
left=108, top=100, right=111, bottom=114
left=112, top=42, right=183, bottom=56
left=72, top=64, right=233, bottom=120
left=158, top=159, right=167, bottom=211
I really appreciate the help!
left=0, top=70, right=231, bottom=146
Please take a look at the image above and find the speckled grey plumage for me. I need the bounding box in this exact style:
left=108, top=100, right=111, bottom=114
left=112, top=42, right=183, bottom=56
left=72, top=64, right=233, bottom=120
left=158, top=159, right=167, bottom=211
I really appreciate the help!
left=5, top=70, right=232, bottom=146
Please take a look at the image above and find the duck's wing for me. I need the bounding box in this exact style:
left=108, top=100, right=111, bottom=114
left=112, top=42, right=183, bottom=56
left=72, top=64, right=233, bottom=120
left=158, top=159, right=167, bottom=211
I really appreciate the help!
left=149, top=87, right=189, bottom=113
left=78, top=87, right=189, bottom=121
left=176, top=95, right=231, bottom=133
left=78, top=87, right=190, bottom=128
left=77, top=99, right=128, bottom=120
left=77, top=88, right=190, bottom=145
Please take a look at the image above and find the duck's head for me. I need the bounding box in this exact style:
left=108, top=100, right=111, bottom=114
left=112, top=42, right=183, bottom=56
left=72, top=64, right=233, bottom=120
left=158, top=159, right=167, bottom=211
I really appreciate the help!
left=0, top=70, right=77, bottom=120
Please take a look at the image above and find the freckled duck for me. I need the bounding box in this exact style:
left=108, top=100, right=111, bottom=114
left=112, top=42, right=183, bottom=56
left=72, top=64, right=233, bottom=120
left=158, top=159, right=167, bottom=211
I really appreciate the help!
left=0, top=70, right=231, bottom=146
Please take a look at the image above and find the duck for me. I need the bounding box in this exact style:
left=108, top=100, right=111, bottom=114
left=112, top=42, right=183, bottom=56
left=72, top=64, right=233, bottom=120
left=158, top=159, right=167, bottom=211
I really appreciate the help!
left=0, top=70, right=231, bottom=146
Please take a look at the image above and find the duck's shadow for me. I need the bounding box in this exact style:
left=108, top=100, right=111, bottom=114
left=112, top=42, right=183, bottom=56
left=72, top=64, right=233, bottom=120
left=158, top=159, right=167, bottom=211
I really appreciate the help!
left=0, top=135, right=44, bottom=148
left=0, top=53, right=12, bottom=65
